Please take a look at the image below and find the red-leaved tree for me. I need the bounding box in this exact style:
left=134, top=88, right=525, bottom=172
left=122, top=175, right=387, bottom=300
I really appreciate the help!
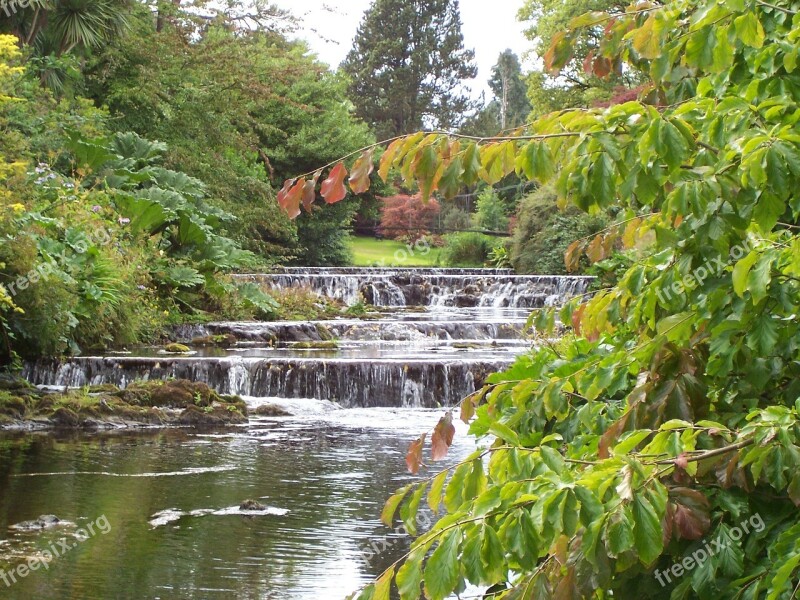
left=378, top=194, right=440, bottom=242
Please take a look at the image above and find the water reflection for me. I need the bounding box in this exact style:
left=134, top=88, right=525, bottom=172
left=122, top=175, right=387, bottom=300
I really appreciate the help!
left=0, top=410, right=476, bottom=599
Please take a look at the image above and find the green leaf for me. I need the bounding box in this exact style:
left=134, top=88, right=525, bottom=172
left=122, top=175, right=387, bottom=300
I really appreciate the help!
left=480, top=525, right=506, bottom=584
left=397, top=546, right=426, bottom=600
left=747, top=255, right=773, bottom=303
left=732, top=251, right=759, bottom=297
left=374, top=566, right=394, bottom=600
left=767, top=552, right=800, bottom=600
left=735, top=13, right=765, bottom=48
left=401, top=483, right=428, bottom=536
left=632, top=493, right=664, bottom=565
left=423, top=530, right=461, bottom=600
left=428, top=470, right=448, bottom=514
left=604, top=507, right=635, bottom=558
left=382, top=485, right=410, bottom=527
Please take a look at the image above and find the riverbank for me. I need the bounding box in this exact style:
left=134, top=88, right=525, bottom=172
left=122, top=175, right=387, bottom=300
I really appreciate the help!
left=0, top=378, right=249, bottom=430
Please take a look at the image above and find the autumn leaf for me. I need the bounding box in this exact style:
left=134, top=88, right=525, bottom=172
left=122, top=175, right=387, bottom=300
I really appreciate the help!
left=320, top=163, right=348, bottom=204
left=349, top=149, right=374, bottom=194
left=431, top=412, right=456, bottom=461
left=378, top=139, right=404, bottom=181
left=406, top=433, right=426, bottom=474
left=544, top=31, right=575, bottom=73
left=564, top=239, right=584, bottom=273
left=670, top=487, right=710, bottom=540
left=277, top=178, right=303, bottom=219
left=302, top=171, right=321, bottom=212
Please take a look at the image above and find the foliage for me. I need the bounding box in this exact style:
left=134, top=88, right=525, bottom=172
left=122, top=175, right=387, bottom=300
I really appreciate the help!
left=512, top=185, right=609, bottom=274
left=341, top=0, right=477, bottom=139
left=439, top=203, right=472, bottom=233
left=474, top=187, right=510, bottom=233
left=379, top=194, right=441, bottom=242
left=289, top=1, right=800, bottom=598
left=489, top=50, right=532, bottom=130
left=441, top=232, right=499, bottom=268
left=518, top=0, right=639, bottom=115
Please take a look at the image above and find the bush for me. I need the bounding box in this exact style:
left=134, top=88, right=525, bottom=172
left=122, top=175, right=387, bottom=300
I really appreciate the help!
left=474, top=187, right=509, bottom=232
left=379, top=194, right=440, bottom=242
left=441, top=232, right=499, bottom=267
left=511, top=185, right=609, bottom=274
left=440, top=204, right=472, bottom=233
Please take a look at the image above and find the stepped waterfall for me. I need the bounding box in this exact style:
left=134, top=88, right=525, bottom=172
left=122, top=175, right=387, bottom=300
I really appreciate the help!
left=25, top=268, right=592, bottom=407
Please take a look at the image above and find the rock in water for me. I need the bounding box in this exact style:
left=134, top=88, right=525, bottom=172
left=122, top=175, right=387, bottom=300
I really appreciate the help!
left=10, top=515, right=61, bottom=530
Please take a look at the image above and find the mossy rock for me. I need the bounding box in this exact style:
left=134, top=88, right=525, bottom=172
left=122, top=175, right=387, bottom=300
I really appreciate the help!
left=87, top=383, right=121, bottom=394
left=315, top=324, right=334, bottom=341
left=293, top=340, right=338, bottom=350
left=190, top=334, right=237, bottom=347
left=120, top=380, right=214, bottom=409
left=252, top=403, right=292, bottom=417
left=177, top=405, right=247, bottom=426
left=50, top=407, right=81, bottom=427
left=164, top=343, right=191, bottom=354
left=0, top=376, right=35, bottom=392
left=0, top=392, right=30, bottom=419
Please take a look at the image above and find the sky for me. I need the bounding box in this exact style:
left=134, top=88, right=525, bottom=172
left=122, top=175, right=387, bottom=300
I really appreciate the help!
left=272, top=0, right=533, bottom=99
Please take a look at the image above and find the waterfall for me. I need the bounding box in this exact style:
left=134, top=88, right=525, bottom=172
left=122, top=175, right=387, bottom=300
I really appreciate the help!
left=25, top=268, right=593, bottom=408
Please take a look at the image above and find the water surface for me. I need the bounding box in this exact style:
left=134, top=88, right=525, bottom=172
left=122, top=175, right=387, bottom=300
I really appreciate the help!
left=0, top=409, right=475, bottom=599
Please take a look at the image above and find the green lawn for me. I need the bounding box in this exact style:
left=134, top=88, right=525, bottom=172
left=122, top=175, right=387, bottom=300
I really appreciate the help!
left=348, top=236, right=443, bottom=267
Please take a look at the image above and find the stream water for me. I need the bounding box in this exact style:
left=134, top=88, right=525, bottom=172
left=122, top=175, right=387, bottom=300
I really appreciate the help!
left=3, top=268, right=591, bottom=599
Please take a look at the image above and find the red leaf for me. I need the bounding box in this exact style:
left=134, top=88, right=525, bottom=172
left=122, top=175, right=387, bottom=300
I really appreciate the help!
left=662, top=502, right=675, bottom=546
left=406, top=433, right=426, bottom=474
left=431, top=412, right=456, bottom=462
left=302, top=171, right=321, bottom=212
left=670, top=488, right=710, bottom=540
left=277, top=178, right=303, bottom=219
left=598, top=413, right=628, bottom=459
left=320, top=163, right=348, bottom=204
left=594, top=56, right=612, bottom=78
left=571, top=303, right=586, bottom=336
left=348, top=149, right=374, bottom=194
left=583, top=50, right=595, bottom=75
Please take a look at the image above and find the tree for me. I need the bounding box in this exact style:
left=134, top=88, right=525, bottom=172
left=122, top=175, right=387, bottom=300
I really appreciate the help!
left=379, top=194, right=440, bottom=242
left=286, top=0, right=800, bottom=597
left=473, top=187, right=509, bottom=233
left=518, top=0, right=638, bottom=115
left=488, top=50, right=531, bottom=130
left=341, top=0, right=477, bottom=139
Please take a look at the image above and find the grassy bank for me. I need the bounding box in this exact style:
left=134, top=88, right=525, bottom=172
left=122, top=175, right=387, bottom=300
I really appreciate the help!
left=348, top=236, right=442, bottom=267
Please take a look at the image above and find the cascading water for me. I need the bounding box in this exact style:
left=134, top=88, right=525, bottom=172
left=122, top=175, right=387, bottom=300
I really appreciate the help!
left=24, top=268, right=592, bottom=407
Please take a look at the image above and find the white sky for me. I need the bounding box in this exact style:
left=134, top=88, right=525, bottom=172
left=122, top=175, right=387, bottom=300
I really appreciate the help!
left=272, top=0, right=532, bottom=99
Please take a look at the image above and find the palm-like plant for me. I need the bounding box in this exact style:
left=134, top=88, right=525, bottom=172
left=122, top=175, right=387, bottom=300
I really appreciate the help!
left=2, top=0, right=130, bottom=93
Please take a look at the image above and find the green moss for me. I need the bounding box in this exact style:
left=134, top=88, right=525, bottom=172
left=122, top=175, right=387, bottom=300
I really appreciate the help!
left=0, top=379, right=247, bottom=428
left=165, top=343, right=191, bottom=354
left=292, top=340, right=339, bottom=350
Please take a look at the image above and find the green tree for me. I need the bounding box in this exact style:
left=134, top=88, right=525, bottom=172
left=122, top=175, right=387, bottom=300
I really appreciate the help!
left=473, top=187, right=509, bottom=233
left=290, top=0, right=800, bottom=597
left=342, top=0, right=477, bottom=139
left=488, top=49, right=531, bottom=130
left=518, top=0, right=637, bottom=115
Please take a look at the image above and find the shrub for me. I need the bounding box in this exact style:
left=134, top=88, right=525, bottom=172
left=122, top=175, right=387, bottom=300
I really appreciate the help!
left=441, top=232, right=499, bottom=267
left=378, top=194, right=440, bottom=242
left=511, top=185, right=609, bottom=274
left=474, top=187, right=509, bottom=232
